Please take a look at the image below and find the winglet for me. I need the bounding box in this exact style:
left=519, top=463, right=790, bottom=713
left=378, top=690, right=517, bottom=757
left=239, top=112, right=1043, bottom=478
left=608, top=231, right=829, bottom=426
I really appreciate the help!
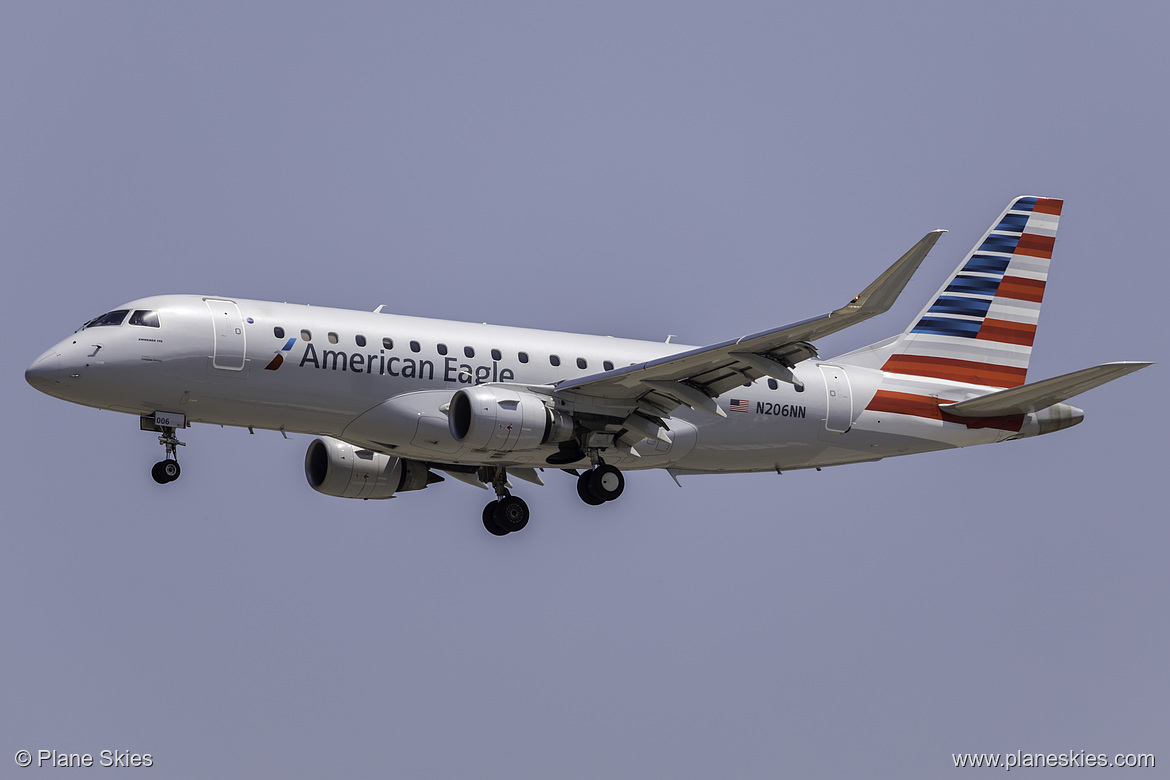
left=836, top=230, right=946, bottom=320
left=940, top=361, right=1153, bottom=417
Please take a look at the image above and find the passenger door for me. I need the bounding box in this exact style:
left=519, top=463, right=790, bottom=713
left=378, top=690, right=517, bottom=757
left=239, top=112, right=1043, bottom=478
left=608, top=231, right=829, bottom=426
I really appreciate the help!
left=205, top=298, right=247, bottom=371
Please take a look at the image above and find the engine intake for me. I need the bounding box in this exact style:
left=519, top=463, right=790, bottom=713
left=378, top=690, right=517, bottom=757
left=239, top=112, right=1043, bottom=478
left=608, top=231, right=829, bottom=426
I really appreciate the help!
left=304, top=437, right=430, bottom=499
left=449, top=386, right=573, bottom=453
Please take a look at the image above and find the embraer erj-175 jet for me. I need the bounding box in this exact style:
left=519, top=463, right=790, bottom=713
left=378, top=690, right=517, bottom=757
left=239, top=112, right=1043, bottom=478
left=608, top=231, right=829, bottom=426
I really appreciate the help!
left=26, top=197, right=1150, bottom=536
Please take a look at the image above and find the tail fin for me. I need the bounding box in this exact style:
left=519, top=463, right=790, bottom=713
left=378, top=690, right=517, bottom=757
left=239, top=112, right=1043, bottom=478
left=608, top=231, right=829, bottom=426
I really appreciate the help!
left=879, top=195, right=1063, bottom=388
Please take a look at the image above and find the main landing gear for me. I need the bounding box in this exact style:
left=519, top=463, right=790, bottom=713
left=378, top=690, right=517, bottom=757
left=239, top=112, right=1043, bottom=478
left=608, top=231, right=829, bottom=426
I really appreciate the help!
left=576, top=462, right=624, bottom=506
left=151, top=425, right=185, bottom=485
left=480, top=459, right=628, bottom=537
left=482, top=468, right=530, bottom=537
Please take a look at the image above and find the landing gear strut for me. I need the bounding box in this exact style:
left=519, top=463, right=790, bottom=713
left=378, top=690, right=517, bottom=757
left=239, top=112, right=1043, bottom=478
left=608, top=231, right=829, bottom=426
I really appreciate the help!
left=151, top=425, right=185, bottom=484
left=482, top=468, right=530, bottom=536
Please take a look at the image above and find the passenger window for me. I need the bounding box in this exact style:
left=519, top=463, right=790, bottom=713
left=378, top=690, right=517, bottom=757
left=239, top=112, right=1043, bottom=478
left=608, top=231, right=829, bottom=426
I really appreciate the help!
left=437, top=343, right=448, bottom=356
left=549, top=355, right=561, bottom=367
left=768, top=378, right=779, bottom=390
left=410, top=340, right=421, bottom=353
left=383, top=337, right=393, bottom=350
left=355, top=335, right=367, bottom=347
left=603, top=360, right=614, bottom=371
left=84, top=310, right=130, bottom=328
left=274, top=326, right=285, bottom=339
left=491, top=348, right=502, bottom=361
left=301, top=329, right=312, bottom=341
left=129, top=310, right=160, bottom=328
left=576, top=357, right=587, bottom=369
left=464, top=346, right=475, bottom=358
left=328, top=332, right=339, bottom=344
left=518, top=352, right=529, bottom=364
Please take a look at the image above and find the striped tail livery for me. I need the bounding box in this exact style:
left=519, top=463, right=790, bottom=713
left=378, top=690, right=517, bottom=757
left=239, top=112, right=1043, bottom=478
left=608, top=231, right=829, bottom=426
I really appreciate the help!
left=882, top=195, right=1059, bottom=389
left=857, top=196, right=1148, bottom=441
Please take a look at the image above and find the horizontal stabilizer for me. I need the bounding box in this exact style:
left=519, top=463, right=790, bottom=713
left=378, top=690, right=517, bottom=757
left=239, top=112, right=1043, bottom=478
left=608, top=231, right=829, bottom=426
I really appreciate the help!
left=939, top=361, right=1152, bottom=417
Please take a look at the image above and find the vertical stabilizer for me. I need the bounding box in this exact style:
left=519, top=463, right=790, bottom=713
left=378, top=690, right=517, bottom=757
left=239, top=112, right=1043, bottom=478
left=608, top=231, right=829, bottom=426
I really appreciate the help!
left=879, top=196, right=1062, bottom=388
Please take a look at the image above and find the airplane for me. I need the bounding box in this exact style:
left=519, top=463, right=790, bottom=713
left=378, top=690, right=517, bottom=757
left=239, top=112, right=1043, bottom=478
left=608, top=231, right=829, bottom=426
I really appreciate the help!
left=25, top=196, right=1151, bottom=536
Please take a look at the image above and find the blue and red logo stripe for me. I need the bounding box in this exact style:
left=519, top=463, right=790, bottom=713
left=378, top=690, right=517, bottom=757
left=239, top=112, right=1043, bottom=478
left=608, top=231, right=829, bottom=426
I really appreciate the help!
left=264, top=337, right=297, bottom=370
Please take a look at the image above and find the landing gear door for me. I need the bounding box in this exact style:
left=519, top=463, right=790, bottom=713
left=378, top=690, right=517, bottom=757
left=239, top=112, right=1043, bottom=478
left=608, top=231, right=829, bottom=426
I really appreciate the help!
left=818, top=364, right=853, bottom=433
left=205, top=298, right=247, bottom=371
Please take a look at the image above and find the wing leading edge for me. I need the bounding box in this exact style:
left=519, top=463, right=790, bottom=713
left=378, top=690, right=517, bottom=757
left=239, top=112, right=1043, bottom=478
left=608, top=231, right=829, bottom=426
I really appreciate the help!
left=552, top=230, right=946, bottom=424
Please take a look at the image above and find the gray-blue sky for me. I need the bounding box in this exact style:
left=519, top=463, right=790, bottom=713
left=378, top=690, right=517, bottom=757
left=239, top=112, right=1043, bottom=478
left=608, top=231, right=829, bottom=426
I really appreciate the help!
left=2, top=3, right=1165, bottom=777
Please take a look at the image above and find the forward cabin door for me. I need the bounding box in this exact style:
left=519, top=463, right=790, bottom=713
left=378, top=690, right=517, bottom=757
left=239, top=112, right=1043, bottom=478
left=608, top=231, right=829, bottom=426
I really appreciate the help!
left=205, top=298, right=247, bottom=371
left=818, top=364, right=853, bottom=433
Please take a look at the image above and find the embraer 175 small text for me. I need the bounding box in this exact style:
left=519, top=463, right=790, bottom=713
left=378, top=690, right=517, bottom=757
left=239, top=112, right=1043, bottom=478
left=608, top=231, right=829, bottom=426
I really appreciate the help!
left=26, top=197, right=1151, bottom=536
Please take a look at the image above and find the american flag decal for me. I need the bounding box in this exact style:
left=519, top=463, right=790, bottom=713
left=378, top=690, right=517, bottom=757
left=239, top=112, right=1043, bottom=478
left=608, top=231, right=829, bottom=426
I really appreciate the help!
left=729, top=399, right=750, bottom=413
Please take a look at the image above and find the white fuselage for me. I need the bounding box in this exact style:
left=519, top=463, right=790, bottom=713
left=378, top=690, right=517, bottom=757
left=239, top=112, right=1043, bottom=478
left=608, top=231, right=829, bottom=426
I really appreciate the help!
left=27, top=294, right=1019, bottom=475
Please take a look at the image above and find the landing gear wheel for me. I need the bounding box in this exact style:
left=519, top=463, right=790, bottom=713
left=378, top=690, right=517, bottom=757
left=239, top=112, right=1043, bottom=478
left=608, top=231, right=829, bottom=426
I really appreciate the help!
left=588, top=464, right=624, bottom=502
left=577, top=471, right=605, bottom=505
left=494, top=495, right=530, bottom=533
left=482, top=501, right=508, bottom=536
left=152, top=460, right=181, bottom=484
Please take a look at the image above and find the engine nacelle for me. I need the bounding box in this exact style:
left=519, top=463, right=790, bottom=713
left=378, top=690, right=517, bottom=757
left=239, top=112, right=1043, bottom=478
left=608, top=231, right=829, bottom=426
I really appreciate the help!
left=304, top=437, right=430, bottom=500
left=448, top=386, right=573, bottom=453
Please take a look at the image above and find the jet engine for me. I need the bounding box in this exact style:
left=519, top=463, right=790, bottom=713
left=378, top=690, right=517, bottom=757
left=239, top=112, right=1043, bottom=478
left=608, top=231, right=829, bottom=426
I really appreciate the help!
left=304, top=437, right=431, bottom=499
left=449, top=386, right=573, bottom=453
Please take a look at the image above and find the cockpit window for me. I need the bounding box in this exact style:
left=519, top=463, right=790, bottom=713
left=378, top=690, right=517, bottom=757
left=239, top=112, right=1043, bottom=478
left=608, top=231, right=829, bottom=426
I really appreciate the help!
left=129, top=310, right=160, bottom=328
left=82, top=310, right=130, bottom=329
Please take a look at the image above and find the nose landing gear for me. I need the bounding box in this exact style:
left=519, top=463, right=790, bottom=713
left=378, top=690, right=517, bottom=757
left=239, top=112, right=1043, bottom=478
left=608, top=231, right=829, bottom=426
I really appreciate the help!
left=151, top=425, right=185, bottom=484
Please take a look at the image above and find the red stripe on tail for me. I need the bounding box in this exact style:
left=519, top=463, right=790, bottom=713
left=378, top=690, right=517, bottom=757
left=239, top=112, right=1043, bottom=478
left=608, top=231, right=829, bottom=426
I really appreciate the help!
left=1015, top=233, right=1055, bottom=259
left=1032, top=198, right=1063, bottom=215
left=976, top=318, right=1037, bottom=346
left=996, top=276, right=1046, bottom=303
left=881, top=354, right=1027, bottom=388
left=865, top=390, right=1024, bottom=432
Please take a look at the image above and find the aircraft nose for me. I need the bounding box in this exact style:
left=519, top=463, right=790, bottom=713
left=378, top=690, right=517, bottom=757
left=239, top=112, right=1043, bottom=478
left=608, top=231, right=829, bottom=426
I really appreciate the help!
left=25, top=350, right=61, bottom=393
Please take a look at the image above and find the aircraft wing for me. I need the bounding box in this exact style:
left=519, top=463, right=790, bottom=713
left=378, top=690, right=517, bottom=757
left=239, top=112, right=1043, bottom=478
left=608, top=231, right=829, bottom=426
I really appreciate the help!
left=551, top=230, right=945, bottom=423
